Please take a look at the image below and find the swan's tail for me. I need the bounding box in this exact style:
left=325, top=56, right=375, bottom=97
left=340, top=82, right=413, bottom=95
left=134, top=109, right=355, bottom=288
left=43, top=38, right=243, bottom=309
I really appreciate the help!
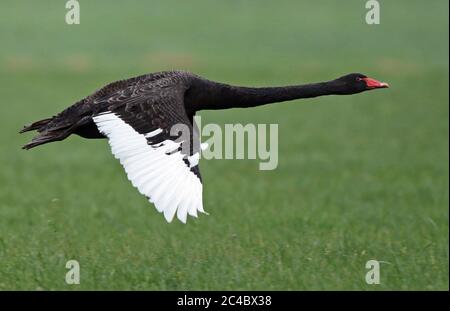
left=19, top=118, right=53, bottom=134
left=20, top=117, right=71, bottom=150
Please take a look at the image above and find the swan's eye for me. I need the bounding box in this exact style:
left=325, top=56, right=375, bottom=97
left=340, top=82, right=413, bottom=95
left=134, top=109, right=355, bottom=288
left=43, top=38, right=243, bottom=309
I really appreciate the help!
left=356, top=77, right=362, bottom=81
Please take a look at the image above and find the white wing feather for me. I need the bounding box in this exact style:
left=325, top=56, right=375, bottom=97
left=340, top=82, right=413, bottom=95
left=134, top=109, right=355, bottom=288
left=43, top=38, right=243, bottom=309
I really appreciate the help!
left=93, top=112, right=205, bottom=223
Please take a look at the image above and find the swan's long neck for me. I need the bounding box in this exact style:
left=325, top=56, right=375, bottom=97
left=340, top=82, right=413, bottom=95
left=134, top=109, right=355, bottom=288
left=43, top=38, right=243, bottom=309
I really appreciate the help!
left=187, top=78, right=339, bottom=111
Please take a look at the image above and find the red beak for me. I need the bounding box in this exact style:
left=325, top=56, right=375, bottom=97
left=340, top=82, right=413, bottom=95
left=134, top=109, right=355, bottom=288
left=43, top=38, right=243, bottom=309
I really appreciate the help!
left=362, top=77, right=389, bottom=89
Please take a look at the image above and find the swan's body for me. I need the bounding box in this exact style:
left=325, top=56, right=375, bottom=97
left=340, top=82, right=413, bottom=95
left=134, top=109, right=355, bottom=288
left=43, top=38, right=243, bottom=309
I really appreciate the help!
left=20, top=70, right=388, bottom=223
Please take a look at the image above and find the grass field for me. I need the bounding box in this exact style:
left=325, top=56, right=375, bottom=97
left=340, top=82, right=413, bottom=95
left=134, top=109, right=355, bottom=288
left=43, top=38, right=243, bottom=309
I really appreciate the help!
left=0, top=0, right=448, bottom=290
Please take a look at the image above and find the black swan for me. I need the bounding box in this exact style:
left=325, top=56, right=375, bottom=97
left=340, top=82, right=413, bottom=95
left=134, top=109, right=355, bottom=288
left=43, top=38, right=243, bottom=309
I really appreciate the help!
left=20, top=71, right=389, bottom=223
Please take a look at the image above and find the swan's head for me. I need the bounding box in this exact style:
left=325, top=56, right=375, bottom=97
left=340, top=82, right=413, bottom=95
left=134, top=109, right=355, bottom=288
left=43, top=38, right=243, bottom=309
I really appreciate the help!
left=333, top=73, right=389, bottom=94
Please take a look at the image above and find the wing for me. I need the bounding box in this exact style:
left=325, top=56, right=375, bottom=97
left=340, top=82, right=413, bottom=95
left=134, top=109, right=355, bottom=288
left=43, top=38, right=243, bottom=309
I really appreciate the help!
left=92, top=79, right=206, bottom=223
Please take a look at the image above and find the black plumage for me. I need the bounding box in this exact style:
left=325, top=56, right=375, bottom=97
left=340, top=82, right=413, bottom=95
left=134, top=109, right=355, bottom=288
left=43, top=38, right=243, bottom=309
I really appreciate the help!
left=20, top=70, right=388, bottom=222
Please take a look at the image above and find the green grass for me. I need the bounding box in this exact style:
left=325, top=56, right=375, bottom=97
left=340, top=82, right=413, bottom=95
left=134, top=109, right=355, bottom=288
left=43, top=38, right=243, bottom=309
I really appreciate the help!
left=0, top=0, right=448, bottom=290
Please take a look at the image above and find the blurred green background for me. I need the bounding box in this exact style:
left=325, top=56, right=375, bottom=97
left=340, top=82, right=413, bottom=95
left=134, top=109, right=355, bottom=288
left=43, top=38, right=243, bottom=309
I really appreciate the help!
left=0, top=0, right=448, bottom=290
